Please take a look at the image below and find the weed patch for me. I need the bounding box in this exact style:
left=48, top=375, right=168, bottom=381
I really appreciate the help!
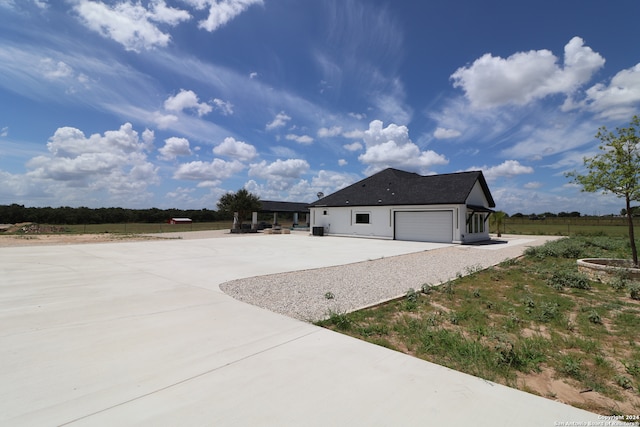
left=317, top=236, right=640, bottom=416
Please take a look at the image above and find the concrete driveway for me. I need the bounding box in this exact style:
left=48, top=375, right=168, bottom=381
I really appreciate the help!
left=0, top=232, right=600, bottom=426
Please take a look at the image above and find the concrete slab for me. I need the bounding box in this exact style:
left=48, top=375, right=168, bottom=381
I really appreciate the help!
left=0, top=233, right=601, bottom=426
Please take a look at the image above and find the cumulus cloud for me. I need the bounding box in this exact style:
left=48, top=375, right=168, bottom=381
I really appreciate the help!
left=173, top=158, right=244, bottom=181
left=183, top=0, right=263, bottom=32
left=451, top=37, right=605, bottom=109
left=72, top=0, right=191, bottom=52
left=358, top=120, right=448, bottom=175
left=433, top=127, right=461, bottom=139
left=285, top=134, right=314, bottom=145
left=25, top=123, right=159, bottom=202
left=244, top=169, right=358, bottom=202
left=470, top=160, right=534, bottom=181
left=343, top=142, right=363, bottom=151
left=249, top=158, right=309, bottom=180
left=164, top=89, right=212, bottom=116
left=159, top=137, right=191, bottom=160
left=338, top=159, right=347, bottom=166
left=579, top=64, right=640, bottom=120
left=265, top=111, right=291, bottom=131
left=213, top=137, right=257, bottom=161
left=317, top=126, right=343, bottom=138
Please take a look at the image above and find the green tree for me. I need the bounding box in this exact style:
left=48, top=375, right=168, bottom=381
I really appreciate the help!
left=216, top=188, right=261, bottom=229
left=490, top=210, right=506, bottom=237
left=566, top=115, right=640, bottom=266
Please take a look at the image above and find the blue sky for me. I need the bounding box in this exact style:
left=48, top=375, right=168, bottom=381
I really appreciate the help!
left=1, top=0, right=639, bottom=215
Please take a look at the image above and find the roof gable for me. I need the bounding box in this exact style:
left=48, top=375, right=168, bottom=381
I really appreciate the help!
left=309, top=168, right=495, bottom=208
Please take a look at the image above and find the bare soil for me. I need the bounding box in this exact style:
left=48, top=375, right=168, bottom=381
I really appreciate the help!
left=0, top=233, right=157, bottom=247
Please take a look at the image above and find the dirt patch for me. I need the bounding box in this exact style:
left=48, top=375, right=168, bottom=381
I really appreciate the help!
left=518, top=368, right=639, bottom=415
left=0, top=233, right=159, bottom=247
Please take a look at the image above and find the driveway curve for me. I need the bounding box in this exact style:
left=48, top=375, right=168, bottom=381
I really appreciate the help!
left=0, top=231, right=600, bottom=426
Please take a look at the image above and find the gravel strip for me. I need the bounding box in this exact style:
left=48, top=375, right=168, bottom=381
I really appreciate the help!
left=220, top=235, right=561, bottom=322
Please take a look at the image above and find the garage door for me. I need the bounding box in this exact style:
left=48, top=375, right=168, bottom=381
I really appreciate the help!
left=395, top=211, right=453, bottom=243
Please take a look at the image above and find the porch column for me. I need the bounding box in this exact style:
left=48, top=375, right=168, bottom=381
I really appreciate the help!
left=252, top=211, right=258, bottom=229
left=293, top=212, right=299, bottom=226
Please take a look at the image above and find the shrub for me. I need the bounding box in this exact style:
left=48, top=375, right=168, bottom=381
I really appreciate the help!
left=404, top=288, right=418, bottom=310
left=421, top=283, right=432, bottom=294
left=630, top=284, right=640, bottom=301
left=559, top=355, right=583, bottom=380
left=547, top=270, right=591, bottom=290
left=588, top=310, right=603, bottom=325
left=538, top=302, right=560, bottom=322
left=525, top=238, right=585, bottom=260
left=615, top=375, right=633, bottom=389
left=325, top=310, right=352, bottom=331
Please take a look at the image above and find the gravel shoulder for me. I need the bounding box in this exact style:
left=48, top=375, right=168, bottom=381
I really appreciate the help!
left=220, top=235, right=562, bottom=322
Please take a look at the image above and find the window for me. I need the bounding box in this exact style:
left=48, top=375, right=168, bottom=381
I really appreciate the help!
left=355, top=213, right=370, bottom=224
left=323, top=210, right=328, bottom=215
left=467, top=213, right=485, bottom=233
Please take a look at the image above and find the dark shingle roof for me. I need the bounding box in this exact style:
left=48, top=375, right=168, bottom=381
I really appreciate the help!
left=308, top=168, right=495, bottom=208
left=260, top=200, right=310, bottom=213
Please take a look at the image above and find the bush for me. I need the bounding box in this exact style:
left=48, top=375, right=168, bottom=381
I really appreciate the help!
left=630, top=284, right=640, bottom=301
left=525, top=238, right=585, bottom=260
left=547, top=270, right=591, bottom=290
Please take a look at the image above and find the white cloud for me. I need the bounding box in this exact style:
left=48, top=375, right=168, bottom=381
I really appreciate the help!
left=338, top=159, right=347, bottom=166
left=39, top=58, right=73, bottom=80
left=0, top=126, right=7, bottom=137
left=249, top=159, right=309, bottom=180
left=451, top=37, right=605, bottom=109
left=317, top=126, right=343, bottom=138
left=244, top=169, right=359, bottom=202
left=248, top=159, right=310, bottom=192
left=159, top=137, right=191, bottom=160
left=173, top=158, right=244, bottom=181
left=343, top=142, right=363, bottom=151
left=265, top=111, right=291, bottom=131
left=501, top=120, right=594, bottom=160
left=190, top=0, right=263, bottom=32
left=164, top=89, right=212, bottom=116
left=358, top=120, right=448, bottom=175
left=285, top=134, right=314, bottom=145
left=24, top=123, right=159, bottom=203
left=213, top=137, right=257, bottom=161
left=153, top=112, right=179, bottom=129
left=524, top=181, right=543, bottom=189
left=579, top=64, right=640, bottom=120
left=212, top=98, right=234, bottom=115
left=470, top=160, right=534, bottom=181
left=433, top=127, right=461, bottom=139
left=349, top=112, right=366, bottom=120
left=72, top=0, right=191, bottom=52
left=249, top=71, right=258, bottom=79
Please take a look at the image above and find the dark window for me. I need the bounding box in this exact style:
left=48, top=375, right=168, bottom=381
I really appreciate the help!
left=355, top=213, right=370, bottom=224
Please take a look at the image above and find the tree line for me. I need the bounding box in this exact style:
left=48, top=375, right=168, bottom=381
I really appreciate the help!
left=0, top=204, right=228, bottom=225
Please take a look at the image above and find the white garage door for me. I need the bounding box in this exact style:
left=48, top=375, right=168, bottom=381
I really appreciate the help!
left=395, top=211, right=453, bottom=243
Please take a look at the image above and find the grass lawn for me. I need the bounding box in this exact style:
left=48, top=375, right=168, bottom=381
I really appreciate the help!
left=317, top=236, right=640, bottom=416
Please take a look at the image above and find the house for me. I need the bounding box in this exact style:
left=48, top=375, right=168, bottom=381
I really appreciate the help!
left=307, top=168, right=495, bottom=244
left=168, top=218, right=192, bottom=224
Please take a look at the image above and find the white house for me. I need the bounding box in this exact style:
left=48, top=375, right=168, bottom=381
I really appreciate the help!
left=308, top=168, right=496, bottom=244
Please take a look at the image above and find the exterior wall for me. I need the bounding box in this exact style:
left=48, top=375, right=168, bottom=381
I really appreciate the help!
left=466, top=181, right=489, bottom=206
left=309, top=181, right=495, bottom=243
left=461, top=181, right=492, bottom=243
left=310, top=205, right=466, bottom=242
